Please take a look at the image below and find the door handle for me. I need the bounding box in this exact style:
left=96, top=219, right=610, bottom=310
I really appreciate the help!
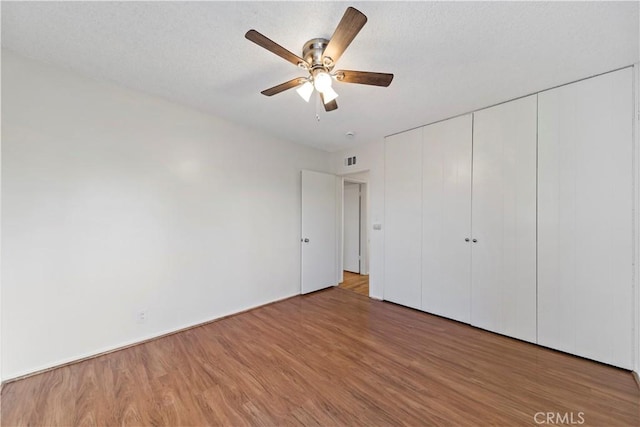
left=464, top=238, right=470, bottom=242
left=472, top=239, right=477, bottom=243
left=302, top=238, right=310, bottom=243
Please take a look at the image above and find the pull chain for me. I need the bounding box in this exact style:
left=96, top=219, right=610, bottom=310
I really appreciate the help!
left=315, top=91, right=321, bottom=122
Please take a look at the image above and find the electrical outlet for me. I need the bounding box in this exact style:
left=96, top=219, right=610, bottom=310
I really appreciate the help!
left=136, top=310, right=148, bottom=324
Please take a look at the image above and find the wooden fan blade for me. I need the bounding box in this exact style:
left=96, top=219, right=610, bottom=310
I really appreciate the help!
left=245, top=29, right=306, bottom=67
left=335, top=70, right=394, bottom=87
left=261, top=77, right=308, bottom=96
left=320, top=93, right=338, bottom=112
left=322, top=7, right=367, bottom=66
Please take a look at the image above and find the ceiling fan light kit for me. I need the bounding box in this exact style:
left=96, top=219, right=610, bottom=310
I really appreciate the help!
left=245, top=7, right=393, bottom=112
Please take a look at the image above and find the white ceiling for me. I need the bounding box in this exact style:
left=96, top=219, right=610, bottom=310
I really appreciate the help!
left=2, top=1, right=638, bottom=152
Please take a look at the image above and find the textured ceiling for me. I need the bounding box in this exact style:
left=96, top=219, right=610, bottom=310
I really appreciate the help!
left=2, top=1, right=638, bottom=152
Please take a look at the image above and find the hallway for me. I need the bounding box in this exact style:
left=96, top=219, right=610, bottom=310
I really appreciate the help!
left=338, top=271, right=369, bottom=296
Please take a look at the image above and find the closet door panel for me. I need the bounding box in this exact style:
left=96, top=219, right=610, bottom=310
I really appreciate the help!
left=421, top=114, right=472, bottom=323
left=471, top=95, right=537, bottom=343
left=538, top=68, right=633, bottom=369
left=384, top=128, right=423, bottom=309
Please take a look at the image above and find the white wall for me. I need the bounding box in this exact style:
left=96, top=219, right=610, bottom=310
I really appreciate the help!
left=332, top=141, right=384, bottom=299
left=1, top=49, right=331, bottom=381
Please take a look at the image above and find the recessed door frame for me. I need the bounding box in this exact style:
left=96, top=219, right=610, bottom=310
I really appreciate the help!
left=338, top=171, right=370, bottom=291
left=343, top=182, right=362, bottom=274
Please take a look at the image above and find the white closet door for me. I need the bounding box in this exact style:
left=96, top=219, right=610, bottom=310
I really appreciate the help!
left=471, top=95, right=537, bottom=343
left=422, top=114, right=472, bottom=323
left=384, top=128, right=422, bottom=309
left=538, top=68, right=633, bottom=369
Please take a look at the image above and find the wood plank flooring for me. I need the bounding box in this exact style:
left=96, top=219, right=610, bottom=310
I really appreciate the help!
left=338, top=271, right=369, bottom=296
left=2, top=288, right=638, bottom=426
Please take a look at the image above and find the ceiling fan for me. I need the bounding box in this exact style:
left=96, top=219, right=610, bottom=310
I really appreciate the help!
left=245, top=7, right=393, bottom=112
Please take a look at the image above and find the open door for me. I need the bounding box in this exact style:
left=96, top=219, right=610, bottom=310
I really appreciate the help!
left=301, top=170, right=337, bottom=294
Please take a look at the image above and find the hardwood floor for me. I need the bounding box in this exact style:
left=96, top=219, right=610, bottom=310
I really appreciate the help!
left=338, top=271, right=369, bottom=296
left=2, top=288, right=638, bottom=426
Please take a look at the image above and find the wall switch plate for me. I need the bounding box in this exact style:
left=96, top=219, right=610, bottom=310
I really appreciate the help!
left=373, top=223, right=382, bottom=230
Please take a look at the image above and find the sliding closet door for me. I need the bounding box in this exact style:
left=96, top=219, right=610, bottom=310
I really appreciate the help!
left=422, top=115, right=472, bottom=323
left=538, top=68, right=633, bottom=369
left=384, top=128, right=422, bottom=309
left=471, top=95, right=537, bottom=343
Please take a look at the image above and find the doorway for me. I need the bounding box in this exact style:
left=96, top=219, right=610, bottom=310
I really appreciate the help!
left=338, top=173, right=369, bottom=297
left=343, top=182, right=361, bottom=273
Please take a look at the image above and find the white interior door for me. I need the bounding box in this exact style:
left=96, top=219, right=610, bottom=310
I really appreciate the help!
left=301, top=170, right=337, bottom=294
left=421, top=114, right=472, bottom=323
left=471, top=95, right=537, bottom=343
left=343, top=183, right=360, bottom=273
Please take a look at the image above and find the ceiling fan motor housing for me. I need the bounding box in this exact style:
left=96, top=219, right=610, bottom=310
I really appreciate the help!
left=302, top=38, right=333, bottom=71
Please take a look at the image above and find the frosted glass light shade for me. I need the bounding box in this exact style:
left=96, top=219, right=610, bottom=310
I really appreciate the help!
left=313, top=71, right=333, bottom=93
left=322, top=86, right=339, bottom=103
left=296, top=81, right=314, bottom=102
